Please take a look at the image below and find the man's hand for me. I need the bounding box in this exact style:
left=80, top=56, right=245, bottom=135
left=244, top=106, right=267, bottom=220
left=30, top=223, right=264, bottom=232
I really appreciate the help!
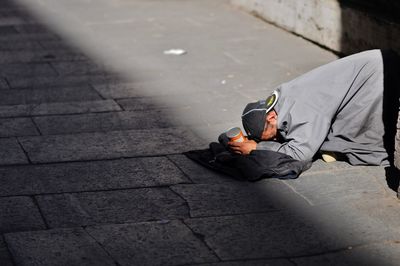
left=228, top=139, right=257, bottom=155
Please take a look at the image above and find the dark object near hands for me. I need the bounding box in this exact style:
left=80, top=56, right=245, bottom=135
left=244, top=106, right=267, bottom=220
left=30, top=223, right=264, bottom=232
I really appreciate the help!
left=185, top=142, right=311, bottom=181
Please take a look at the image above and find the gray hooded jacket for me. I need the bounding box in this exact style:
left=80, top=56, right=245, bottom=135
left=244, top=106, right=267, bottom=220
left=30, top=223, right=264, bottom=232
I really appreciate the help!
left=257, top=50, right=388, bottom=166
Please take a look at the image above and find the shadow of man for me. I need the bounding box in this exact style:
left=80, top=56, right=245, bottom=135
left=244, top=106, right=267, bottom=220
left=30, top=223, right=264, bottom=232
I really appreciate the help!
left=381, top=50, right=400, bottom=197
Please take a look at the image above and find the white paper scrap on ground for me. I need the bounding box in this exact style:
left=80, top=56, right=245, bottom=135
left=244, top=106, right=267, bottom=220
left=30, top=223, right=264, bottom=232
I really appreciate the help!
left=163, top=49, right=187, bottom=55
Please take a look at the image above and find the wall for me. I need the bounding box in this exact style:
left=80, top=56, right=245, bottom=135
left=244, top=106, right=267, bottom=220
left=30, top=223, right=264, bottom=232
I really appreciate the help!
left=231, top=0, right=400, bottom=55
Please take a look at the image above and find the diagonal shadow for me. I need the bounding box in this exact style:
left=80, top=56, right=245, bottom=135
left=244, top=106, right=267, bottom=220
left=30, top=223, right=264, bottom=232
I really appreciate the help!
left=0, top=0, right=398, bottom=265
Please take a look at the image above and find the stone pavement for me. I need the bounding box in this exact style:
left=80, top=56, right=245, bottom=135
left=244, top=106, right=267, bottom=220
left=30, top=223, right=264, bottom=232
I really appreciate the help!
left=0, top=0, right=399, bottom=265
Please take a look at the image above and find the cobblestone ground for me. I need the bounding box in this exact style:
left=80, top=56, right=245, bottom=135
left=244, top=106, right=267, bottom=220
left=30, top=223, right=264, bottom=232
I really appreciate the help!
left=0, top=0, right=400, bottom=265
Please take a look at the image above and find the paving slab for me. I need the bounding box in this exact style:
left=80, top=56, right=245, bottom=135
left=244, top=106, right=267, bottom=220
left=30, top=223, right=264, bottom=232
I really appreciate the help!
left=292, top=242, right=400, bottom=266
left=361, top=166, right=398, bottom=196
left=302, top=160, right=395, bottom=195
left=0, top=157, right=188, bottom=196
left=86, top=220, right=219, bottom=266
left=0, top=33, right=59, bottom=43
left=33, top=110, right=175, bottom=135
left=35, top=188, right=189, bottom=228
left=0, top=236, right=14, bottom=266
left=185, top=212, right=332, bottom=260
left=164, top=102, right=242, bottom=127
left=14, top=24, right=49, bottom=34
left=306, top=159, right=356, bottom=173
left=0, top=12, right=26, bottom=26
left=4, top=227, right=115, bottom=266
left=92, top=82, right=143, bottom=99
left=0, top=99, right=121, bottom=118
left=41, top=51, right=87, bottom=62
left=343, top=196, right=400, bottom=232
left=0, top=62, right=56, bottom=78
left=171, top=181, right=309, bottom=217
left=0, top=25, right=17, bottom=34
left=292, top=199, right=400, bottom=246
left=0, top=7, right=37, bottom=23
left=114, top=90, right=231, bottom=111
left=116, top=97, right=171, bottom=111
left=38, top=40, right=80, bottom=50
left=0, top=196, right=45, bottom=233
left=90, top=75, right=241, bottom=99
left=101, top=87, right=236, bottom=112
left=0, top=117, right=38, bottom=137
left=6, top=73, right=121, bottom=89
left=0, top=50, right=87, bottom=64
left=191, top=122, right=240, bottom=143
left=51, top=61, right=112, bottom=76
left=0, top=40, right=42, bottom=51
left=0, top=86, right=101, bottom=105
left=99, top=91, right=241, bottom=127
left=282, top=168, right=386, bottom=206
left=19, top=127, right=204, bottom=163
left=0, top=78, right=9, bottom=89
left=185, top=204, right=400, bottom=261
left=167, top=154, right=235, bottom=184
left=91, top=78, right=241, bottom=100
left=0, top=138, right=28, bottom=165
left=195, top=260, right=293, bottom=266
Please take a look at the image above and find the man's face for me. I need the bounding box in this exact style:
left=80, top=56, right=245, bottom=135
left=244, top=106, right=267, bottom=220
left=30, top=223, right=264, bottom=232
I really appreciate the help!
left=260, top=111, right=278, bottom=141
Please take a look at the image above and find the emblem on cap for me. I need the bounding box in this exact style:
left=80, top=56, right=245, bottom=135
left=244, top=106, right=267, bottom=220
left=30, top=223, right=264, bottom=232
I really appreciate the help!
left=265, top=90, right=279, bottom=113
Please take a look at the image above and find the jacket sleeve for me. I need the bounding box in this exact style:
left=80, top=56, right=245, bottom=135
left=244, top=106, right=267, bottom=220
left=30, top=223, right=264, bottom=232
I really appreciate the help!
left=256, top=111, right=331, bottom=162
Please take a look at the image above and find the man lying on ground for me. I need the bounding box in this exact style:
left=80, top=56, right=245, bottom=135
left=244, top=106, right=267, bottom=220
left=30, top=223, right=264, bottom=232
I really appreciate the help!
left=229, top=49, right=400, bottom=172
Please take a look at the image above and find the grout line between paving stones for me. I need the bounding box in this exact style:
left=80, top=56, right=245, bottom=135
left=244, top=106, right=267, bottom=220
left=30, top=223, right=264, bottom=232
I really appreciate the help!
left=37, top=40, right=47, bottom=50
left=301, top=166, right=367, bottom=176
left=287, top=259, right=298, bottom=266
left=281, top=180, right=315, bottom=206
left=138, top=155, right=192, bottom=185
left=15, top=137, right=32, bottom=164
left=83, top=226, right=121, bottom=266
left=88, top=83, right=107, bottom=100
left=183, top=209, right=283, bottom=221
left=2, top=235, right=17, bottom=266
left=2, top=77, right=11, bottom=90
left=0, top=184, right=176, bottom=199
left=176, top=195, right=397, bottom=260
left=187, top=257, right=296, bottom=266
left=57, top=153, right=188, bottom=164
left=3, top=77, right=11, bottom=89
left=13, top=124, right=192, bottom=138
left=29, top=117, right=42, bottom=136
left=180, top=219, right=222, bottom=263
left=47, top=61, right=61, bottom=76
left=0, top=106, right=126, bottom=119
left=0, top=133, right=39, bottom=139
left=166, top=155, right=195, bottom=184
left=168, top=187, right=192, bottom=218
left=30, top=196, right=49, bottom=230
left=284, top=240, right=392, bottom=262
left=13, top=109, right=126, bottom=120
left=114, top=100, right=125, bottom=111
left=0, top=152, right=185, bottom=168
left=178, top=239, right=395, bottom=265
left=369, top=171, right=394, bottom=198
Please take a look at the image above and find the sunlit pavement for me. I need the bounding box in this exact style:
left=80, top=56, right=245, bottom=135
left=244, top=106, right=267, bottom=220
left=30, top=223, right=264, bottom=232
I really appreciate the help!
left=0, top=0, right=399, bottom=265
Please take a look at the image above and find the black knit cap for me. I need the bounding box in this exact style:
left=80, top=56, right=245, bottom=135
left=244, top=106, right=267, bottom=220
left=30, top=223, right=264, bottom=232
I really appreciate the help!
left=241, top=90, right=279, bottom=140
